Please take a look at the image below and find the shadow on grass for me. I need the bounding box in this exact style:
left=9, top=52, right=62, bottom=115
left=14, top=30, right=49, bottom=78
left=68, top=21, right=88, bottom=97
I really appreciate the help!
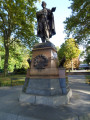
left=0, top=74, right=25, bottom=87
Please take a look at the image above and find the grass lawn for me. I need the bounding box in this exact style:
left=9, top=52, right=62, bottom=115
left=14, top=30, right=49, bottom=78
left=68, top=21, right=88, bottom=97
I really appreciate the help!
left=0, top=74, right=25, bottom=87
left=85, top=75, right=90, bottom=85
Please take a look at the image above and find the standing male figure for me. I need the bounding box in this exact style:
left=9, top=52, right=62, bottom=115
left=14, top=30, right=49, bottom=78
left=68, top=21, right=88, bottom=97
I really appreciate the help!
left=36, top=1, right=56, bottom=42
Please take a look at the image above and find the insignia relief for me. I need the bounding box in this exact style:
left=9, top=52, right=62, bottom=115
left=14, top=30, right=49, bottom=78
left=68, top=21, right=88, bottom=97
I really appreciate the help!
left=33, top=55, right=48, bottom=69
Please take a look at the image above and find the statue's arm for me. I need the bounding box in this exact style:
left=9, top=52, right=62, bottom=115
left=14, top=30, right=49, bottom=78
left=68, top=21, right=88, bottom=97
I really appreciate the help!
left=36, top=11, right=41, bottom=17
left=51, top=7, right=56, bottom=12
left=36, top=11, right=42, bottom=20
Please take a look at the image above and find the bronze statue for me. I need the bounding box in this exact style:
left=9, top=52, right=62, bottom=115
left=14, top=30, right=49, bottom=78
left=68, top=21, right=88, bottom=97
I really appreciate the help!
left=27, top=58, right=31, bottom=68
left=36, top=1, right=56, bottom=43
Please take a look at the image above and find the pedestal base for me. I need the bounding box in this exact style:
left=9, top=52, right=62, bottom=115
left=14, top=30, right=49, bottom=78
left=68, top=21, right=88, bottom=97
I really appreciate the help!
left=22, top=78, right=63, bottom=96
left=19, top=43, right=72, bottom=106
left=19, top=89, right=72, bottom=106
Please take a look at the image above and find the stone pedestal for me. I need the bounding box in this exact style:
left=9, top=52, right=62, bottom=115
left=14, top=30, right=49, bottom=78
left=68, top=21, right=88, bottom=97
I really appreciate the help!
left=19, top=89, right=72, bottom=106
left=19, top=42, right=72, bottom=106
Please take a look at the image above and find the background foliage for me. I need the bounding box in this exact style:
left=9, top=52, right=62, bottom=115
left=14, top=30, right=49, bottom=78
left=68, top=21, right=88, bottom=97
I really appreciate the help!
left=0, top=37, right=30, bottom=72
left=58, top=38, right=80, bottom=69
left=0, top=0, right=40, bottom=75
left=64, top=0, right=90, bottom=44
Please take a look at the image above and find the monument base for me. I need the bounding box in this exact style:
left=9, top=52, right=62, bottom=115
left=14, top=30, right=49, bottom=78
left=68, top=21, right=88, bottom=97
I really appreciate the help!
left=19, top=42, right=72, bottom=106
left=19, top=89, right=72, bottom=106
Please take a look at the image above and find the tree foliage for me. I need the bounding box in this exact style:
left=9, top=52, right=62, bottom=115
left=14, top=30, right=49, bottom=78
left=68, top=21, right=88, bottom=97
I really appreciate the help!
left=64, top=0, right=90, bottom=44
left=0, top=38, right=4, bottom=69
left=0, top=0, right=40, bottom=45
left=0, top=39, right=30, bottom=72
left=58, top=38, right=80, bottom=69
left=58, top=38, right=80, bottom=60
left=84, top=41, right=90, bottom=64
left=0, top=0, right=40, bottom=76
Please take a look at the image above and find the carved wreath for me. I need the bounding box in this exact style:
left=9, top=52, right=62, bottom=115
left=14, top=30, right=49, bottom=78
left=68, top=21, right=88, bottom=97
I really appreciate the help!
left=33, top=55, right=48, bottom=69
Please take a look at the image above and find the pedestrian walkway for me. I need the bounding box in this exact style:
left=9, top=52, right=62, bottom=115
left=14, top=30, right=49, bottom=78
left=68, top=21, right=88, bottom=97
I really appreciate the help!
left=0, top=75, right=90, bottom=120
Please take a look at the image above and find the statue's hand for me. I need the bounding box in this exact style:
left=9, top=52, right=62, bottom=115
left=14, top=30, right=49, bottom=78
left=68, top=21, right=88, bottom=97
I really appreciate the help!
left=51, top=7, right=56, bottom=12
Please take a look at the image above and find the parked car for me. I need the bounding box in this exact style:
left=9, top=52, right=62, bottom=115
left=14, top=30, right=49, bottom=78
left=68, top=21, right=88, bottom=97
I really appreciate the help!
left=79, top=64, right=90, bottom=70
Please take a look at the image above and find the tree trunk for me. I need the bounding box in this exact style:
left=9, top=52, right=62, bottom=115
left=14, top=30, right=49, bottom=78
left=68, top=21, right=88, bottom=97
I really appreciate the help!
left=4, top=46, right=9, bottom=76
left=4, top=30, right=10, bottom=76
left=71, top=59, right=73, bottom=71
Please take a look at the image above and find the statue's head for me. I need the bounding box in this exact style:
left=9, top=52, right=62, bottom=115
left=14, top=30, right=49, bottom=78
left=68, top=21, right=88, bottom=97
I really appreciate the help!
left=41, top=1, right=47, bottom=8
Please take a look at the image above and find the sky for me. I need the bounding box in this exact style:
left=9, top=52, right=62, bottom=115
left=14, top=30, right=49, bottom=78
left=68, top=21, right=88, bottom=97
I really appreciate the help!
left=36, top=0, right=72, bottom=47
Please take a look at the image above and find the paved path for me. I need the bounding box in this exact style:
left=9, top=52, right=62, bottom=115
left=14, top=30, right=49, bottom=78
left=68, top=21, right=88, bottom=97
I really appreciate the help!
left=0, top=75, right=90, bottom=120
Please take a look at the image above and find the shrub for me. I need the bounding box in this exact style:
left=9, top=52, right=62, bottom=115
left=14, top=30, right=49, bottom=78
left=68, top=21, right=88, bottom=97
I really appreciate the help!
left=14, top=67, right=27, bottom=74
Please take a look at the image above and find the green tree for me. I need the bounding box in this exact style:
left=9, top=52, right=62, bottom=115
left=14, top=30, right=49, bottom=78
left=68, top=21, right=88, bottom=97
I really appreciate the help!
left=0, top=45, right=4, bottom=70
left=0, top=37, right=5, bottom=69
left=0, top=39, right=31, bottom=72
left=0, top=0, right=40, bottom=76
left=8, top=42, right=29, bottom=72
left=64, top=0, right=90, bottom=44
left=84, top=41, right=90, bottom=65
left=58, top=38, right=80, bottom=70
left=56, top=46, right=60, bottom=51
